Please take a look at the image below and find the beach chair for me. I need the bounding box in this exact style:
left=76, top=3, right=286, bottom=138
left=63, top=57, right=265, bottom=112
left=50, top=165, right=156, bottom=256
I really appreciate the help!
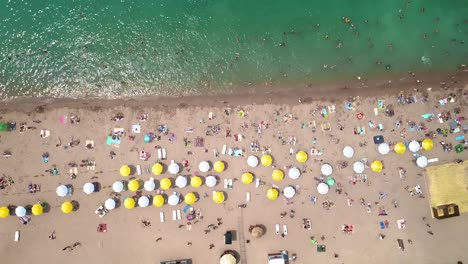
left=40, top=130, right=50, bottom=138
left=246, top=192, right=251, bottom=202
left=255, top=179, right=260, bottom=188
left=283, top=225, right=288, bottom=235
left=275, top=224, right=280, bottom=235
left=162, top=148, right=166, bottom=160
left=222, top=145, right=227, bottom=155
left=160, top=212, right=165, bottom=223
left=131, top=123, right=141, bottom=133
left=157, top=149, right=162, bottom=159
left=208, top=112, right=214, bottom=120
left=172, top=210, right=177, bottom=221
left=427, top=158, right=438, bottom=163
left=213, top=149, right=218, bottom=158
left=177, top=210, right=181, bottom=220
left=14, top=231, right=20, bottom=242
left=136, top=165, right=142, bottom=176
left=374, top=108, right=378, bottom=116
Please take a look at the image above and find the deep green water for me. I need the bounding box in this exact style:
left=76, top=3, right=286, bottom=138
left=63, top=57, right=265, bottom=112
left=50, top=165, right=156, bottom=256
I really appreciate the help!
left=0, top=0, right=467, bottom=98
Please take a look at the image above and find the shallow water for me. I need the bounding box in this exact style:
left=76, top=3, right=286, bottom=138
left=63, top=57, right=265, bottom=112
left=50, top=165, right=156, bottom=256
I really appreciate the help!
left=0, top=0, right=467, bottom=99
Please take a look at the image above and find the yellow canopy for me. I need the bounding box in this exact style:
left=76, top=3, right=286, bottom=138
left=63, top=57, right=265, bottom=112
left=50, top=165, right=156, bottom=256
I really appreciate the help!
left=272, top=169, right=284, bottom=182
left=261, top=154, right=273, bottom=166
left=214, top=161, right=225, bottom=172
left=394, top=142, right=406, bottom=154
left=212, top=191, right=225, bottom=204
left=267, top=188, right=279, bottom=200
left=422, top=138, right=434, bottom=150
left=241, top=172, right=254, bottom=185
left=371, top=160, right=383, bottom=172
left=61, top=201, right=73, bottom=214
left=124, top=197, right=135, bottom=209
left=296, top=151, right=308, bottom=163
left=0, top=206, right=9, bottom=218
left=191, top=176, right=202, bottom=188
left=152, top=163, right=163, bottom=175
left=128, top=179, right=140, bottom=191
left=184, top=192, right=197, bottom=205
left=32, top=204, right=43, bottom=216
left=120, top=165, right=131, bottom=177
left=160, top=178, right=172, bottom=190
left=153, top=195, right=165, bottom=207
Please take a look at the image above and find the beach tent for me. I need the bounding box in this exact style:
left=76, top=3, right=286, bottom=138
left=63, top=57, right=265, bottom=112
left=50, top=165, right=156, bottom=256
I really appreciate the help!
left=61, top=202, right=74, bottom=213
left=214, top=161, right=225, bottom=172
left=144, top=178, right=156, bottom=191
left=212, top=191, right=225, bottom=204
left=191, top=176, right=203, bottom=188
left=128, top=179, right=140, bottom=192
left=112, top=181, right=124, bottom=193
left=168, top=193, right=180, bottom=206
left=124, top=197, right=135, bottom=209
left=247, top=156, right=259, bottom=168
left=394, top=142, right=406, bottom=154
left=56, top=185, right=69, bottom=197
left=168, top=162, right=180, bottom=175
left=0, top=206, right=9, bottom=218
left=261, top=154, right=273, bottom=166
left=371, top=160, right=383, bottom=172
left=317, top=183, right=329, bottom=195
left=199, top=161, right=211, bottom=173
left=206, top=176, right=217, bottom=187
left=343, top=146, right=354, bottom=158
left=15, top=206, right=26, bottom=217
left=160, top=178, right=172, bottom=190
left=422, top=138, right=434, bottom=150
left=267, top=188, right=279, bottom=200
left=152, top=163, right=163, bottom=175
left=416, top=156, right=428, bottom=168
left=176, top=176, right=188, bottom=188
left=321, top=164, right=333, bottom=176
left=83, top=182, right=95, bottom=195
left=353, top=162, right=365, bottom=174
left=296, top=151, right=308, bottom=163
left=32, top=203, right=43, bottom=216
left=408, top=140, right=421, bottom=152
left=184, top=192, right=196, bottom=205
left=378, top=143, right=390, bottom=155
left=0, top=122, right=8, bottom=132
left=220, top=253, right=237, bottom=264
left=104, top=198, right=116, bottom=210
left=327, top=176, right=336, bottom=186
left=153, top=195, right=165, bottom=207
left=241, top=172, right=254, bottom=185
left=288, top=167, right=301, bottom=179
left=120, top=165, right=131, bottom=177
left=283, top=186, right=296, bottom=199
left=272, top=169, right=284, bottom=182
left=138, top=196, right=150, bottom=208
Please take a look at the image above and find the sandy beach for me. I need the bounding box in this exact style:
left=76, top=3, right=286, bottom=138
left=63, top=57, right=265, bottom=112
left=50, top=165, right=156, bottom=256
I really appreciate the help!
left=0, top=75, right=467, bottom=264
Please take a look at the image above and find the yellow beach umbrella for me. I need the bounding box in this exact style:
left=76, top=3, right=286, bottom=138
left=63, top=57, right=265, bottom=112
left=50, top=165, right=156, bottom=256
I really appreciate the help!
left=128, top=179, right=140, bottom=192
left=296, top=151, right=308, bottom=163
left=184, top=192, right=197, bottom=205
left=212, top=191, right=225, bottom=204
left=241, top=172, right=254, bottom=185
left=191, top=176, right=202, bottom=188
left=214, top=161, right=225, bottom=173
left=422, top=138, right=433, bottom=150
left=0, top=206, right=9, bottom=218
left=124, top=197, right=135, bottom=209
left=261, top=154, right=273, bottom=166
left=371, top=160, right=383, bottom=172
left=394, top=142, right=406, bottom=154
left=120, top=165, right=131, bottom=177
left=267, top=188, right=279, bottom=200
left=160, top=178, right=172, bottom=190
left=152, top=163, right=163, bottom=175
left=61, top=201, right=73, bottom=214
left=272, top=169, right=284, bottom=182
left=153, top=195, right=165, bottom=207
left=32, top=204, right=43, bottom=216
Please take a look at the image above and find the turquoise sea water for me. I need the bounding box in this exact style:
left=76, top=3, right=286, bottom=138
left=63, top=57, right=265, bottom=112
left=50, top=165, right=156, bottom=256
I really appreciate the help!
left=0, top=0, right=467, bottom=99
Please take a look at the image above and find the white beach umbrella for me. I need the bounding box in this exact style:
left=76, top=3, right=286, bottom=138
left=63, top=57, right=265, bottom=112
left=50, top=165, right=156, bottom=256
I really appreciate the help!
left=283, top=186, right=296, bottom=199
left=416, top=156, right=428, bottom=168
left=15, top=206, right=27, bottom=217
left=343, top=146, right=354, bottom=158
left=168, top=162, right=180, bottom=175
left=247, top=155, right=259, bottom=168
left=198, top=161, right=210, bottom=173
left=144, top=178, right=156, bottom=191
left=206, top=176, right=217, bottom=187
left=104, top=198, right=116, bottom=210
left=56, top=185, right=68, bottom=197
left=138, top=196, right=150, bottom=208
left=83, top=182, right=95, bottom=195
left=409, top=140, right=421, bottom=153
left=321, top=164, right=333, bottom=176
left=175, top=176, right=188, bottom=188
left=288, top=167, right=301, bottom=179
left=168, top=193, right=180, bottom=206
left=378, top=143, right=390, bottom=155
left=112, top=181, right=124, bottom=193
left=353, top=162, right=365, bottom=174
left=317, top=183, right=329, bottom=195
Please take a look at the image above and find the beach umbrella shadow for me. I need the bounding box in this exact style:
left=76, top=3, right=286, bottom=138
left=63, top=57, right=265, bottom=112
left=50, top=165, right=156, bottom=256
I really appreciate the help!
left=93, top=182, right=101, bottom=193
left=71, top=200, right=80, bottom=211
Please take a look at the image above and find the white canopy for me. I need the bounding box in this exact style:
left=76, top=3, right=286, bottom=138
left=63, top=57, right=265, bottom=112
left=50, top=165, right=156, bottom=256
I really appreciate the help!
left=144, top=178, right=156, bottom=191
left=353, top=162, right=365, bottom=174
left=168, top=193, right=180, bottom=206
left=104, top=198, right=116, bottom=210
left=175, top=176, right=188, bottom=188
left=206, top=176, right=217, bottom=187
left=416, top=156, right=428, bottom=168
left=198, top=161, right=210, bottom=172
left=112, top=181, right=124, bottom=193
left=409, top=140, right=421, bottom=153
left=321, top=164, right=333, bottom=176
left=15, top=206, right=27, bottom=217
left=247, top=155, right=259, bottom=168
left=317, top=183, right=329, bottom=195
left=83, top=182, right=95, bottom=195
left=283, top=186, right=296, bottom=199
left=343, top=146, right=354, bottom=158
left=56, top=185, right=68, bottom=197
left=378, top=143, right=390, bottom=155
left=168, top=162, right=180, bottom=175
left=288, top=167, right=301, bottom=179
left=138, top=196, right=150, bottom=207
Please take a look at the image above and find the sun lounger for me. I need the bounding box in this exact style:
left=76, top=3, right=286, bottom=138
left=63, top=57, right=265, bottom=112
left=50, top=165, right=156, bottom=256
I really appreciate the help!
left=160, top=212, right=165, bottom=223
left=177, top=210, right=181, bottom=220
left=246, top=192, right=251, bottom=202
left=213, top=149, right=218, bottom=158
left=222, top=145, right=227, bottom=155
left=374, top=108, right=378, bottom=116
left=162, top=148, right=166, bottom=160
left=40, top=130, right=50, bottom=138
left=172, top=210, right=177, bottom=221
left=136, top=165, right=142, bottom=175
left=283, top=225, right=288, bottom=235
left=275, top=224, right=280, bottom=235
left=255, top=179, right=260, bottom=188
left=208, top=112, right=214, bottom=120
left=157, top=149, right=162, bottom=159
left=14, top=230, right=20, bottom=242
left=131, top=123, right=141, bottom=133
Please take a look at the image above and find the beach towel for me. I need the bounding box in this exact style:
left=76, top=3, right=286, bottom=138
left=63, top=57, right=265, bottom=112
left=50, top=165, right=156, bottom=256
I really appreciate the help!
left=379, top=221, right=385, bottom=229
left=131, top=123, right=141, bottom=133
left=275, top=224, right=280, bottom=235
left=378, top=99, right=385, bottom=110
